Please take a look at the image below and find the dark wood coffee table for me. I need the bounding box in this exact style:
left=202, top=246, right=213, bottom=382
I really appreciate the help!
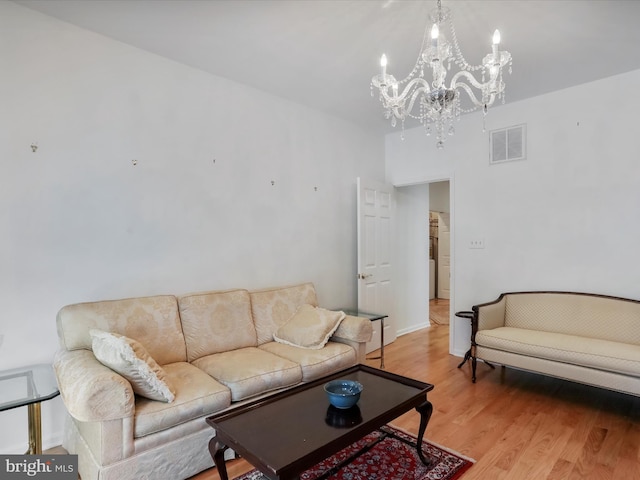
left=206, top=364, right=434, bottom=480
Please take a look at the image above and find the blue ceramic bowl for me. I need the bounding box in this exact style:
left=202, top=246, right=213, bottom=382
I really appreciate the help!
left=323, top=379, right=363, bottom=409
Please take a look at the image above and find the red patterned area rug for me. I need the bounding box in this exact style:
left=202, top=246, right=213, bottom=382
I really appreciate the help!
left=234, top=424, right=474, bottom=480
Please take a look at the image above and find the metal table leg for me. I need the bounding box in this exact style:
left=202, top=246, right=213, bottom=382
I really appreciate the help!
left=27, top=401, right=42, bottom=454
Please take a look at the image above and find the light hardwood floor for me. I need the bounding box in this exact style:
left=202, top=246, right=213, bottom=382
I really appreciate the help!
left=429, top=297, right=449, bottom=325
left=191, top=325, right=640, bottom=480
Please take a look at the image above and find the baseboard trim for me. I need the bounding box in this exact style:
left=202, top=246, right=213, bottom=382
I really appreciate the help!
left=396, top=324, right=466, bottom=360
left=396, top=322, right=430, bottom=337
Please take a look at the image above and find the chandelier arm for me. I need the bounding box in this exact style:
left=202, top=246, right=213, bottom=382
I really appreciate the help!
left=377, top=85, right=401, bottom=106
left=393, top=76, right=432, bottom=99
left=454, top=82, right=496, bottom=109
left=448, top=70, right=488, bottom=92
left=379, top=77, right=431, bottom=109
left=402, top=84, right=431, bottom=117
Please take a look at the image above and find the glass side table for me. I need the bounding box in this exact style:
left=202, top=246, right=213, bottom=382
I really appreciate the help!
left=340, top=309, right=388, bottom=369
left=0, top=364, right=60, bottom=454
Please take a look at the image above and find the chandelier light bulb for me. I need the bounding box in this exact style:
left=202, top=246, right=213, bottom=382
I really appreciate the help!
left=380, top=54, right=387, bottom=77
left=431, top=24, right=439, bottom=48
left=492, top=29, right=501, bottom=45
left=431, top=24, right=439, bottom=40
left=492, top=30, right=501, bottom=57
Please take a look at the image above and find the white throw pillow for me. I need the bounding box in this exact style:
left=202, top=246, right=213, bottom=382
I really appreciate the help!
left=90, top=329, right=176, bottom=403
left=274, top=304, right=346, bottom=349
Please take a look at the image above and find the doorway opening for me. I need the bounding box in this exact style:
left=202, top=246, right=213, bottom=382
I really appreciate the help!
left=393, top=179, right=453, bottom=338
left=428, top=181, right=451, bottom=326
left=386, top=177, right=455, bottom=355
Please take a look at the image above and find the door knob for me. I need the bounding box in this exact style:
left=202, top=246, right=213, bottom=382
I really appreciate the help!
left=357, top=273, right=373, bottom=280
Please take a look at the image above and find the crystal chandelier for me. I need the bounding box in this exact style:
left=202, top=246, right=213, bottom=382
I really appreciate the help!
left=371, top=0, right=512, bottom=148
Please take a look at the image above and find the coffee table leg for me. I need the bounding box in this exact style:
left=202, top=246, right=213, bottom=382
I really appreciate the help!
left=415, top=400, right=434, bottom=466
left=209, top=437, right=230, bottom=480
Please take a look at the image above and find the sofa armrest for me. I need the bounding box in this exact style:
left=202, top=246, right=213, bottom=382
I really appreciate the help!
left=473, top=295, right=507, bottom=331
left=331, top=315, right=373, bottom=364
left=333, top=315, right=373, bottom=343
left=54, top=349, right=135, bottom=422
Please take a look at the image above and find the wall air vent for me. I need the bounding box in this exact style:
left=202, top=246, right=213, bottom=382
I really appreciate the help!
left=490, top=124, right=526, bottom=164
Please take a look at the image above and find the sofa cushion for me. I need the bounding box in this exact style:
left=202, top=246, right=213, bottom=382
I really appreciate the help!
left=90, top=329, right=176, bottom=403
left=476, top=327, right=640, bottom=376
left=259, top=341, right=356, bottom=382
left=57, top=295, right=187, bottom=365
left=192, top=347, right=302, bottom=401
left=178, top=289, right=257, bottom=362
left=250, top=283, right=318, bottom=345
left=134, top=362, right=231, bottom=438
left=274, top=305, right=345, bottom=349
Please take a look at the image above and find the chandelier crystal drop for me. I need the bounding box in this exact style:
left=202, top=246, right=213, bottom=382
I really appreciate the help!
left=371, top=0, right=512, bottom=148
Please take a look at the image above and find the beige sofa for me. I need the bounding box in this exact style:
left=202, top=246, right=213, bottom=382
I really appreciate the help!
left=471, top=291, right=640, bottom=396
left=54, top=282, right=373, bottom=480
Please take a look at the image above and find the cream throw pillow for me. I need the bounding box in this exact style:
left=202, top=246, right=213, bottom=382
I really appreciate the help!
left=90, top=329, right=176, bottom=403
left=274, top=304, right=346, bottom=349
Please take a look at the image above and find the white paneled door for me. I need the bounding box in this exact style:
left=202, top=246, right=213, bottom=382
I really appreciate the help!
left=357, top=178, right=396, bottom=354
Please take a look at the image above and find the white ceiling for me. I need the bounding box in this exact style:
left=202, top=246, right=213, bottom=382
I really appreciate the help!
left=13, top=0, right=640, bottom=135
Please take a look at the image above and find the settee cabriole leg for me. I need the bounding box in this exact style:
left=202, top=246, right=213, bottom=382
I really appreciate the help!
left=471, top=356, right=494, bottom=383
left=209, top=437, right=230, bottom=480
left=415, top=400, right=434, bottom=466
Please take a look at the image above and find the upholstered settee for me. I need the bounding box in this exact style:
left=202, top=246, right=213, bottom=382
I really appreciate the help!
left=54, top=283, right=373, bottom=480
left=470, top=291, right=640, bottom=396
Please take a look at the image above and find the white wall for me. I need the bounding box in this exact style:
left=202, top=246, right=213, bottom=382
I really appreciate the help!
left=395, top=184, right=430, bottom=335
left=0, top=3, right=385, bottom=453
left=429, top=181, right=449, bottom=213
left=386, top=68, right=640, bottom=357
